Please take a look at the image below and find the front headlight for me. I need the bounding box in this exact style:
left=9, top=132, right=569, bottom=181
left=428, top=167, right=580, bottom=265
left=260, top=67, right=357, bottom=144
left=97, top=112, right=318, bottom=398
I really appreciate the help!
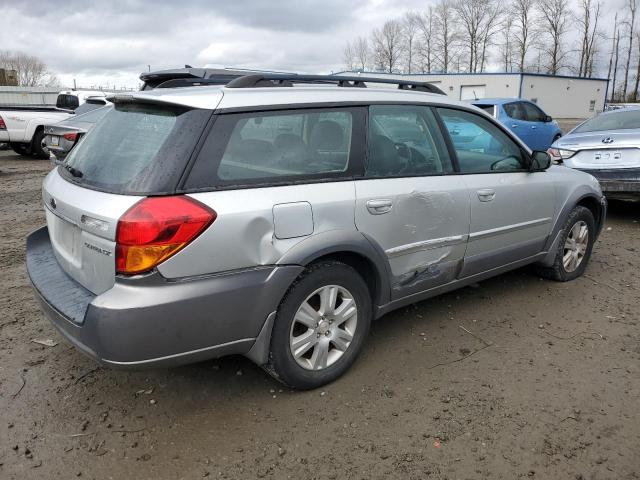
left=547, top=148, right=576, bottom=161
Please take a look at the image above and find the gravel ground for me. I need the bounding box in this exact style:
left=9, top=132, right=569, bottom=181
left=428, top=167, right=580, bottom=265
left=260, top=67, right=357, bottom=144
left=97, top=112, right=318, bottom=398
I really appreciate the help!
left=0, top=150, right=639, bottom=480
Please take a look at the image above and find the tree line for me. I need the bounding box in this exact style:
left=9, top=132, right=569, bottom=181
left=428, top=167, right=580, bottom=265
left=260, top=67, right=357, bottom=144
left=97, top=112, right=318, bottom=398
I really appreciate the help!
left=343, top=0, right=639, bottom=103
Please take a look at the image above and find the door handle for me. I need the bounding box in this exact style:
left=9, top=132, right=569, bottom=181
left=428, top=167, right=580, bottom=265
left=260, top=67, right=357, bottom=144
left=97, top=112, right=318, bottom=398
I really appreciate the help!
left=531, top=125, right=537, bottom=129
left=477, top=189, right=496, bottom=202
left=366, top=199, right=393, bottom=215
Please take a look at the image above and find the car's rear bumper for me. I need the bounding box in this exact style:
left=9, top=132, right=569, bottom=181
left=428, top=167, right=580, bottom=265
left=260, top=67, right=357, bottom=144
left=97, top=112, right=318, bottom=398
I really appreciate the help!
left=26, top=226, right=302, bottom=368
left=0, top=131, right=9, bottom=142
left=580, top=168, right=640, bottom=193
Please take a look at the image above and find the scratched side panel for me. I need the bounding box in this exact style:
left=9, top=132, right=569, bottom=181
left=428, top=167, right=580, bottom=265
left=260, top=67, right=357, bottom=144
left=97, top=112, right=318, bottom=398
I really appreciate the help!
left=354, top=177, right=471, bottom=300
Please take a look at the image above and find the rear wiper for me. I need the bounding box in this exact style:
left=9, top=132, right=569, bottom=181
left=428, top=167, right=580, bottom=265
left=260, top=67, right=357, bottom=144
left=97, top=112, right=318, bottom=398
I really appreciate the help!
left=64, top=164, right=83, bottom=178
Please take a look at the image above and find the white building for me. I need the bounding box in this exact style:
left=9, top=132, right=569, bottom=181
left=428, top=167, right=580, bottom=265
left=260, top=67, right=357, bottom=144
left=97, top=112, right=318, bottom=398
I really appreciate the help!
left=336, top=71, right=609, bottom=120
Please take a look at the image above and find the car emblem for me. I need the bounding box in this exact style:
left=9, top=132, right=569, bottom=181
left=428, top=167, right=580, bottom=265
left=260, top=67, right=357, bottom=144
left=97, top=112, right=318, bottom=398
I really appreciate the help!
left=49, top=197, right=56, bottom=209
left=602, top=137, right=614, bottom=144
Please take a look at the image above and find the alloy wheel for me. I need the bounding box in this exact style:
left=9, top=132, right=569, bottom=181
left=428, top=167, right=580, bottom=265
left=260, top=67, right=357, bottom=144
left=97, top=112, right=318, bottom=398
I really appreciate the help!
left=563, top=220, right=589, bottom=273
left=289, top=285, right=358, bottom=370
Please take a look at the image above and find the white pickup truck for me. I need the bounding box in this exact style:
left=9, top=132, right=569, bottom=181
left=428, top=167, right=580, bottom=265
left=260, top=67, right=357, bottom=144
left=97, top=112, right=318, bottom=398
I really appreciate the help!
left=0, top=90, right=107, bottom=158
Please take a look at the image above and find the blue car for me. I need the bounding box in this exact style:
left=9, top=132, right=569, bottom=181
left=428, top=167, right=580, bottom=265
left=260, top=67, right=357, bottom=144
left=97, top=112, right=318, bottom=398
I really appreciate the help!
left=471, top=98, right=562, bottom=151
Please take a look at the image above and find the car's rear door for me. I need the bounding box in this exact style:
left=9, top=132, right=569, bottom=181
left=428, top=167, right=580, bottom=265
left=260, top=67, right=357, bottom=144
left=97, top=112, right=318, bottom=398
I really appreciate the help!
left=354, top=105, right=470, bottom=300
left=436, top=107, right=555, bottom=277
left=521, top=101, right=554, bottom=150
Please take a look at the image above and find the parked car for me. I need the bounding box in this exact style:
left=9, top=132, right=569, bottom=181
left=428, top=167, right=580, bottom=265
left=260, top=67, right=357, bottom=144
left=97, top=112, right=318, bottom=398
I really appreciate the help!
left=471, top=98, right=563, bottom=151
left=0, top=90, right=107, bottom=159
left=44, top=101, right=111, bottom=163
left=549, top=106, right=640, bottom=197
left=26, top=74, right=606, bottom=389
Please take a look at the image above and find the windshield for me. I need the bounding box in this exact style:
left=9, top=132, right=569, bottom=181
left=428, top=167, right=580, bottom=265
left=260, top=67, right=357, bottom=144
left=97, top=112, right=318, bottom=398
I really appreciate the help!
left=573, top=109, right=640, bottom=133
left=60, top=103, right=211, bottom=194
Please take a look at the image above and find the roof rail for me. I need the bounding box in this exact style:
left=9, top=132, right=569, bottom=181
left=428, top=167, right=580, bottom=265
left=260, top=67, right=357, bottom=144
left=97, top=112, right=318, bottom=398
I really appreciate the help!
left=225, top=74, right=445, bottom=95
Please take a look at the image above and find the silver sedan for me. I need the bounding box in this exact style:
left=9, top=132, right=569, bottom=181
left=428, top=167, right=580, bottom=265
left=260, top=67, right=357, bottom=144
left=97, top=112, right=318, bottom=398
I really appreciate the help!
left=549, top=107, right=640, bottom=197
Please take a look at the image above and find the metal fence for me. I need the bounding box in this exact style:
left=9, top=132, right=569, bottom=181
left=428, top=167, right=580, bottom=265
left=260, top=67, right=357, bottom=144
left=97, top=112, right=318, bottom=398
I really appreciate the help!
left=0, top=86, right=137, bottom=106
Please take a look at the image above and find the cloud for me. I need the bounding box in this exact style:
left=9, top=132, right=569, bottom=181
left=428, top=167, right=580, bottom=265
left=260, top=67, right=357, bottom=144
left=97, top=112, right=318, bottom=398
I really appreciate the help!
left=0, top=0, right=621, bottom=89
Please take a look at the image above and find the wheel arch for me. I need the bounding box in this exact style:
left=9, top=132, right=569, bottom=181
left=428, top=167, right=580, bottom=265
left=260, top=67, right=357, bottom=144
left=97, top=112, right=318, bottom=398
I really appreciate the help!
left=277, top=230, right=392, bottom=308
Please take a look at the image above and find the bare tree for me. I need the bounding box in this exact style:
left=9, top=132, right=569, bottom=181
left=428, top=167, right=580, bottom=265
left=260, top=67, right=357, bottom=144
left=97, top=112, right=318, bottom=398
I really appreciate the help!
left=499, top=16, right=516, bottom=72
left=0, top=50, right=58, bottom=87
left=611, top=28, right=621, bottom=101
left=478, top=2, right=502, bottom=72
left=433, top=0, right=458, bottom=72
left=402, top=12, right=421, bottom=73
left=352, top=37, right=370, bottom=71
left=415, top=7, right=437, bottom=73
left=343, top=42, right=356, bottom=71
left=537, top=0, right=571, bottom=74
left=577, top=0, right=603, bottom=78
left=371, top=20, right=404, bottom=73
left=512, top=0, right=537, bottom=72
left=633, top=30, right=640, bottom=101
left=622, top=0, right=637, bottom=98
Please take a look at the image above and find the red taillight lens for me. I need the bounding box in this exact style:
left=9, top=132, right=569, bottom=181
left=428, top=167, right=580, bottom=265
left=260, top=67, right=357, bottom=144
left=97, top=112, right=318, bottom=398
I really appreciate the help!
left=0, top=116, right=6, bottom=130
left=63, top=132, right=78, bottom=142
left=116, top=196, right=216, bottom=275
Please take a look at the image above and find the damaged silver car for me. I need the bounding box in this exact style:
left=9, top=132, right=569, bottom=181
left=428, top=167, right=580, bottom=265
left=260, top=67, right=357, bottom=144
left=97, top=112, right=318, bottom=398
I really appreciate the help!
left=27, top=73, right=606, bottom=389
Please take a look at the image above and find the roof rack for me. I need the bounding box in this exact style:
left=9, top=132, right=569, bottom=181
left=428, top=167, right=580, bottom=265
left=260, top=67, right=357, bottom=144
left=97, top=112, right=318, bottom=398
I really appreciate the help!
left=225, top=74, right=445, bottom=95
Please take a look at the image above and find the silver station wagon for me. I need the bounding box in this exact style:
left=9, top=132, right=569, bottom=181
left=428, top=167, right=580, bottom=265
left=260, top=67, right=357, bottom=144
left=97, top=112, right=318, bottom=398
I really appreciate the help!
left=27, top=74, right=607, bottom=389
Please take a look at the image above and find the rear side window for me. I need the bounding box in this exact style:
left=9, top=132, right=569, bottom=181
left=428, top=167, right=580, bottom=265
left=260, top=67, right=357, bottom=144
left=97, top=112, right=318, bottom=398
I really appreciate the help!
left=503, top=102, right=526, bottom=120
left=185, top=107, right=365, bottom=189
left=60, top=103, right=211, bottom=194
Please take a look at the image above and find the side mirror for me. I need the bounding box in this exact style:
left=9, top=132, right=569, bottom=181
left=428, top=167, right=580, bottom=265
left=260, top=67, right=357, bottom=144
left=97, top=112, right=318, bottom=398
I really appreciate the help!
left=544, top=115, right=553, bottom=123
left=530, top=151, right=551, bottom=171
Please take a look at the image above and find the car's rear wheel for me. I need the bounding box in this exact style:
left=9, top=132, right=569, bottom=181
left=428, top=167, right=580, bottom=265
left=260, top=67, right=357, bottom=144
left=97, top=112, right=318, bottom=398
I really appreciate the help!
left=265, top=260, right=371, bottom=389
left=10, top=142, right=31, bottom=156
left=30, top=129, right=49, bottom=159
left=536, top=206, right=595, bottom=281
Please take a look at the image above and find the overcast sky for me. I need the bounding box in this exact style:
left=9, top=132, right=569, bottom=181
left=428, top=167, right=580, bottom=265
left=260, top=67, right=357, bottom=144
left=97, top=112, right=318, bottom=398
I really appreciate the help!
left=0, top=0, right=626, bottom=89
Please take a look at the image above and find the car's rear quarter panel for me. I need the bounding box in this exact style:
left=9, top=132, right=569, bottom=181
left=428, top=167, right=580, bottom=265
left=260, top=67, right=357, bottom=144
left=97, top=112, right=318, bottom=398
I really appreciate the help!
left=157, top=182, right=357, bottom=278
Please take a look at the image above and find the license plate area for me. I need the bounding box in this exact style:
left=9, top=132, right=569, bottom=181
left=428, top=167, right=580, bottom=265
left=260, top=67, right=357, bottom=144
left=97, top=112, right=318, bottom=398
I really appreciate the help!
left=46, top=207, right=81, bottom=268
left=50, top=136, right=60, bottom=147
left=593, top=151, right=622, bottom=163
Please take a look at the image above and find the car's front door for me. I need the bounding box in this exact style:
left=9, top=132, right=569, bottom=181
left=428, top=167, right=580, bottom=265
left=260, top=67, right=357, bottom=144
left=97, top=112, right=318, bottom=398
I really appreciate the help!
left=521, top=101, right=555, bottom=150
left=437, top=107, right=556, bottom=277
left=502, top=101, right=534, bottom=149
left=354, top=105, right=470, bottom=300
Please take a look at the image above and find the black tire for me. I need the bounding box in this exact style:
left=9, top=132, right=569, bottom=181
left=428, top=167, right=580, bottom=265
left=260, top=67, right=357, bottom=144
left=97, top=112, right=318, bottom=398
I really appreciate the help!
left=10, top=142, right=31, bottom=156
left=265, top=260, right=372, bottom=390
left=536, top=206, right=595, bottom=281
left=30, top=129, right=49, bottom=159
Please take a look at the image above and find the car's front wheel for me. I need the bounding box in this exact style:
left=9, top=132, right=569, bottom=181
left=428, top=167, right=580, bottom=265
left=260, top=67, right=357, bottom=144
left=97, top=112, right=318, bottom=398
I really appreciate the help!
left=536, top=206, right=595, bottom=281
left=265, top=260, right=371, bottom=389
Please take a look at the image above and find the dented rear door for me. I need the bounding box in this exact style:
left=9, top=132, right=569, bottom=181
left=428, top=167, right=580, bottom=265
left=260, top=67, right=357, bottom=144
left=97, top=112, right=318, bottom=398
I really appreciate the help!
left=355, top=105, right=470, bottom=300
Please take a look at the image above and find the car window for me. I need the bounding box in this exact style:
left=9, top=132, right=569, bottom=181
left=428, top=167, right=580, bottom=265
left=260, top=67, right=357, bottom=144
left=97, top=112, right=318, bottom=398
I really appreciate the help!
left=573, top=109, right=640, bottom=133
left=366, top=105, right=453, bottom=177
left=522, top=102, right=547, bottom=122
left=73, top=102, right=106, bottom=115
left=438, top=108, right=527, bottom=173
left=185, top=107, right=364, bottom=189
left=56, top=94, right=80, bottom=110
left=503, top=102, right=526, bottom=121
left=71, top=105, right=110, bottom=123
left=474, top=104, right=496, bottom=117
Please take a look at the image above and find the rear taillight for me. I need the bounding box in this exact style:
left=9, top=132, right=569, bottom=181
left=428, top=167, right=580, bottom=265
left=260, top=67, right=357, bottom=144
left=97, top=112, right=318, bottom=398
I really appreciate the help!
left=116, top=196, right=216, bottom=275
left=0, top=116, right=6, bottom=130
left=63, top=132, right=78, bottom=142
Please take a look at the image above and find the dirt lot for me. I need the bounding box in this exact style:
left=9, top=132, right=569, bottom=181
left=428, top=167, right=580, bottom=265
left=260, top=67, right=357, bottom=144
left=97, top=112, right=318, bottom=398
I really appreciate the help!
left=0, top=150, right=638, bottom=480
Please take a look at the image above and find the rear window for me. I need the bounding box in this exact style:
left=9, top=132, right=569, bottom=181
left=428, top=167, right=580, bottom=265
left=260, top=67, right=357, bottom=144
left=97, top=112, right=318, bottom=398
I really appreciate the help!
left=573, top=109, right=640, bottom=133
left=56, top=94, right=80, bottom=110
left=73, top=102, right=106, bottom=116
left=185, top=107, right=365, bottom=190
left=60, top=103, right=211, bottom=194
left=474, top=104, right=496, bottom=116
